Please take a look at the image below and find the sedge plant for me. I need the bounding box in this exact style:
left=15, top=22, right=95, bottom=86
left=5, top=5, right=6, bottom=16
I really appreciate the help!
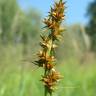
left=34, top=0, right=65, bottom=96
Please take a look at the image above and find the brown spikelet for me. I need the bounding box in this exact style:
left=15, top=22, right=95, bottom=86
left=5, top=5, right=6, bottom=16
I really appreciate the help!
left=34, top=0, right=65, bottom=96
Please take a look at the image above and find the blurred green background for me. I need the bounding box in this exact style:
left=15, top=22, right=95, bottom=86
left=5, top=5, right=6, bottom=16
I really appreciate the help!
left=0, top=0, right=96, bottom=96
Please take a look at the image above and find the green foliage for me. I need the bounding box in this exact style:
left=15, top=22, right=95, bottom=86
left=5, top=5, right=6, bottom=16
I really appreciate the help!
left=0, top=0, right=41, bottom=44
left=0, top=0, right=18, bottom=43
left=57, top=24, right=89, bottom=62
left=86, top=0, right=96, bottom=52
left=0, top=44, right=96, bottom=96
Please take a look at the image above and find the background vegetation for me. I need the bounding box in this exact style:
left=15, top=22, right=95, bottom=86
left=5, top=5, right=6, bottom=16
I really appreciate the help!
left=0, top=0, right=96, bottom=96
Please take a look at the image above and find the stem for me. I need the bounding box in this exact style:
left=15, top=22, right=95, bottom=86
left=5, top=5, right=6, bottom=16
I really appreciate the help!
left=50, top=93, right=52, bottom=96
left=44, top=49, right=48, bottom=96
left=44, top=86, right=47, bottom=96
left=44, top=36, right=53, bottom=96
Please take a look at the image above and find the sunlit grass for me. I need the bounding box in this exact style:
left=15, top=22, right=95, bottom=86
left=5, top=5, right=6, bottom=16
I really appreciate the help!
left=0, top=45, right=96, bottom=96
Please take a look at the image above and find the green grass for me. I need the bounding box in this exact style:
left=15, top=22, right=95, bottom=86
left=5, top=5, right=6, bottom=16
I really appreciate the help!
left=0, top=44, right=96, bottom=96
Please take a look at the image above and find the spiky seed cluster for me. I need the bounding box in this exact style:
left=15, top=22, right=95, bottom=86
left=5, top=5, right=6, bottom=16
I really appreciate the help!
left=41, top=69, right=61, bottom=91
left=34, top=0, right=65, bottom=95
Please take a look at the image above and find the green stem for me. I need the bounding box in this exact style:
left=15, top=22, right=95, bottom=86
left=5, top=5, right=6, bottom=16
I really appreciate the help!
left=44, top=50, right=48, bottom=96
left=44, top=37, right=53, bottom=96
left=50, top=93, right=52, bottom=96
left=44, top=86, right=48, bottom=96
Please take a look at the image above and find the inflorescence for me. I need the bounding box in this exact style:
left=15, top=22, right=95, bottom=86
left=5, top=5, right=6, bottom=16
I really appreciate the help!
left=34, top=0, right=65, bottom=95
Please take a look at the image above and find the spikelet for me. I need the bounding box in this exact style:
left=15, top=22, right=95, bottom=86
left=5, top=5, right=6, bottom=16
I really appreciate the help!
left=34, top=0, right=65, bottom=95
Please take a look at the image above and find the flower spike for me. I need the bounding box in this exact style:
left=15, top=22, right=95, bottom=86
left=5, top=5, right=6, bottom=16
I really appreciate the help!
left=34, top=0, right=65, bottom=96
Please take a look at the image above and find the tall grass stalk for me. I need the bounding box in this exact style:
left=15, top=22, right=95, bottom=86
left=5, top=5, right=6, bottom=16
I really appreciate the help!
left=34, top=0, right=65, bottom=96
